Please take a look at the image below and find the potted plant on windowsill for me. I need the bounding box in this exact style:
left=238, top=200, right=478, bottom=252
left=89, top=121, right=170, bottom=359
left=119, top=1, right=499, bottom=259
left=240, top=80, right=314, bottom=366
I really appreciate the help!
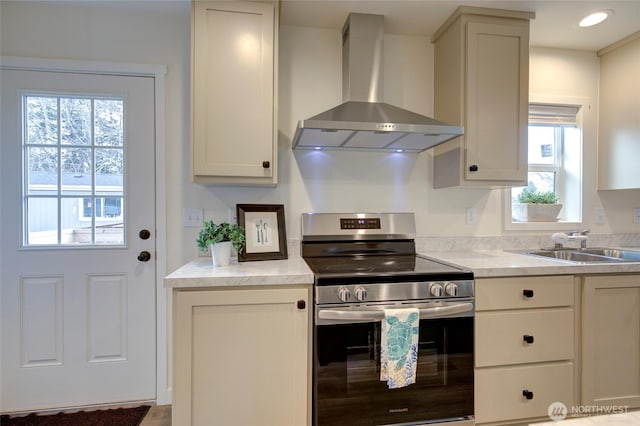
left=197, top=220, right=245, bottom=267
left=512, top=188, right=563, bottom=222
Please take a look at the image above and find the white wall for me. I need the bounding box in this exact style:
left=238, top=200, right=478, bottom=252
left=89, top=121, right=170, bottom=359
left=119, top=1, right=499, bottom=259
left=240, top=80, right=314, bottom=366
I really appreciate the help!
left=2, top=2, right=639, bottom=275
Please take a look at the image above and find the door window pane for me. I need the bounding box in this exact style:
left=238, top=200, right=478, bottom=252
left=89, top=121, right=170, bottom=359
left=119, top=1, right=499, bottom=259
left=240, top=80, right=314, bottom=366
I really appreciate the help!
left=27, top=197, right=58, bottom=245
left=23, top=94, right=125, bottom=246
left=60, top=98, right=91, bottom=145
left=26, top=96, right=58, bottom=145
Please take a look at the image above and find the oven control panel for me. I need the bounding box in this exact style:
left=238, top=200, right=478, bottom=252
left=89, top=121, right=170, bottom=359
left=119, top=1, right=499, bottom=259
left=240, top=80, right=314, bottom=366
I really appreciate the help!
left=319, top=280, right=475, bottom=305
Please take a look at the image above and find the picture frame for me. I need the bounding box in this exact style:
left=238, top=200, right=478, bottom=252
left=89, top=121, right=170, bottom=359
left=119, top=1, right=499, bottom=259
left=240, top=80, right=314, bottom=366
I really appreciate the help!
left=236, top=204, right=288, bottom=261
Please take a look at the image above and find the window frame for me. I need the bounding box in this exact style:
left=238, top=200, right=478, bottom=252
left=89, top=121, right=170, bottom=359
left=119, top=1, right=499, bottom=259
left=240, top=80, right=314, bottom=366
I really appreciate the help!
left=21, top=92, right=126, bottom=247
left=503, top=96, right=587, bottom=232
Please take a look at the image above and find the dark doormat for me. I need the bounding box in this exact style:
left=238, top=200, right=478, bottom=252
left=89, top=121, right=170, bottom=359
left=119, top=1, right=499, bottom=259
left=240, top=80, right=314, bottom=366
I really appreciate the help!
left=0, top=405, right=150, bottom=426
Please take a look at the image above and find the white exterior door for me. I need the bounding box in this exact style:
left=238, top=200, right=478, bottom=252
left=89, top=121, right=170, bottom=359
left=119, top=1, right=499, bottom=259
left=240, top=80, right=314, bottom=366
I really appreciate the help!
left=0, top=69, right=156, bottom=412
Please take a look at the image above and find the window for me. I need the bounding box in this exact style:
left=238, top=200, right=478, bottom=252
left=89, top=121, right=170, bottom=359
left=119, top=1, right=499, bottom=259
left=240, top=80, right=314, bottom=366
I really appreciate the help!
left=80, top=197, right=123, bottom=221
left=23, top=94, right=125, bottom=246
left=510, top=103, right=582, bottom=224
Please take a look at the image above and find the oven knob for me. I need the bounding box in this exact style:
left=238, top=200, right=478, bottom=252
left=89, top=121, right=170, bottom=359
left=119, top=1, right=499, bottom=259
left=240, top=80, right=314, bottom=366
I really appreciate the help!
left=354, top=286, right=367, bottom=302
left=445, top=282, right=459, bottom=297
left=430, top=283, right=444, bottom=297
left=337, top=286, right=351, bottom=302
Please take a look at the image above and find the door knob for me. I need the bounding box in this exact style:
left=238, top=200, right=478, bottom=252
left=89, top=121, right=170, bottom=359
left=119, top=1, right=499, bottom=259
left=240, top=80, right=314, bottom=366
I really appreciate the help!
left=139, top=229, right=151, bottom=240
left=137, top=251, right=151, bottom=262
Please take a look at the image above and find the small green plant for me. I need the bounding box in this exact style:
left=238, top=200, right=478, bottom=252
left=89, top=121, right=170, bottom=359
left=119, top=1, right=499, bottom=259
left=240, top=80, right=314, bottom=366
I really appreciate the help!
left=197, top=221, right=245, bottom=254
left=516, top=188, right=559, bottom=204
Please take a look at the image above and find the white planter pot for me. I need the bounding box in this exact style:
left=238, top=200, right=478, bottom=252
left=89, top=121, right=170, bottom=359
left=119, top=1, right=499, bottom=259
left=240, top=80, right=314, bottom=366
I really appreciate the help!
left=513, top=203, right=563, bottom=222
left=210, top=241, right=232, bottom=267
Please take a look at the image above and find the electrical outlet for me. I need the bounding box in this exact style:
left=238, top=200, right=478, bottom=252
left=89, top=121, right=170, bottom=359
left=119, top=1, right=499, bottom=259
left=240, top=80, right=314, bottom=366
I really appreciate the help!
left=183, top=208, right=204, bottom=228
left=595, top=208, right=606, bottom=225
left=634, top=207, right=640, bottom=224
left=465, top=207, right=477, bottom=225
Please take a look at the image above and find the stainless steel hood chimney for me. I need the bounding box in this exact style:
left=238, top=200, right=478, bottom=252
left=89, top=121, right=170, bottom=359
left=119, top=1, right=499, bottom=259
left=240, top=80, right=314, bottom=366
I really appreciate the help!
left=292, top=13, right=463, bottom=153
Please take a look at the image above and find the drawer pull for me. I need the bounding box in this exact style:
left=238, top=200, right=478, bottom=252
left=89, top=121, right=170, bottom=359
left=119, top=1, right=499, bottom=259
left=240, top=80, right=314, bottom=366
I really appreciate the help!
left=523, top=334, right=535, bottom=344
left=523, top=289, right=534, bottom=298
left=522, top=390, right=534, bottom=400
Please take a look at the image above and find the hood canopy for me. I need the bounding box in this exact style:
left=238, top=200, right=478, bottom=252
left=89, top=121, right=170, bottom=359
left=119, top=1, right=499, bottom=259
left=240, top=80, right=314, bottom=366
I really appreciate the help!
left=292, top=13, right=463, bottom=153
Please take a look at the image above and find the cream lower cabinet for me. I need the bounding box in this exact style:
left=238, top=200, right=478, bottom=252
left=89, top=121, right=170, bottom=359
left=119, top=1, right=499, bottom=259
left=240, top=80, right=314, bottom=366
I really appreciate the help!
left=173, top=286, right=311, bottom=426
left=582, top=275, right=640, bottom=408
left=475, top=276, right=576, bottom=424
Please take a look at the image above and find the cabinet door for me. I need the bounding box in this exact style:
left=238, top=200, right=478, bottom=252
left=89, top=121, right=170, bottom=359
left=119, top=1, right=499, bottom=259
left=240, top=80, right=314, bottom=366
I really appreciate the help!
left=597, top=34, right=640, bottom=190
left=476, top=276, right=574, bottom=311
left=192, top=1, right=276, bottom=183
left=173, top=287, right=310, bottom=426
left=582, top=275, right=640, bottom=408
left=464, top=22, right=528, bottom=182
left=476, top=362, right=573, bottom=423
left=476, top=308, right=574, bottom=367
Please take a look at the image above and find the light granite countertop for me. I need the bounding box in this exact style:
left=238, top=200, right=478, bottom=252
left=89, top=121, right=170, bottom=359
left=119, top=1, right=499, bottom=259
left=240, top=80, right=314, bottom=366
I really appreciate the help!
left=165, top=248, right=640, bottom=289
left=420, top=249, right=640, bottom=278
left=164, top=256, right=314, bottom=288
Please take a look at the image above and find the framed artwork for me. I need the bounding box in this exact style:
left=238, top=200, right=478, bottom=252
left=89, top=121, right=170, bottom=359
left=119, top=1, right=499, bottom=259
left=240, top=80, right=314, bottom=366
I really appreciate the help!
left=236, top=204, right=288, bottom=261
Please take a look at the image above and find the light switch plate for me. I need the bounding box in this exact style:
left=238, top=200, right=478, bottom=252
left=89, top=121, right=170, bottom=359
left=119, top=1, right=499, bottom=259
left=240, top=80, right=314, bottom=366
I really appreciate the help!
left=465, top=207, right=477, bottom=225
left=183, top=208, right=204, bottom=228
left=634, top=207, right=640, bottom=224
left=595, top=208, right=606, bottom=225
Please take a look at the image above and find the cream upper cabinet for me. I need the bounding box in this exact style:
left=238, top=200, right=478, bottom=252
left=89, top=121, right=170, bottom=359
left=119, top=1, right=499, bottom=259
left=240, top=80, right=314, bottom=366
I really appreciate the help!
left=474, top=276, right=577, bottom=424
left=192, top=0, right=278, bottom=185
left=597, top=32, right=640, bottom=190
left=582, top=275, right=640, bottom=409
left=173, top=286, right=311, bottom=426
left=431, top=7, right=533, bottom=188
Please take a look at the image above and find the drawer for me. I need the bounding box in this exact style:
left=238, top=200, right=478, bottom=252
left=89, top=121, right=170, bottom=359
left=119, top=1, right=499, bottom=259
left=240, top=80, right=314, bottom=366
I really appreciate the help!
left=475, top=308, right=574, bottom=367
left=476, top=276, right=574, bottom=311
left=475, top=362, right=574, bottom=424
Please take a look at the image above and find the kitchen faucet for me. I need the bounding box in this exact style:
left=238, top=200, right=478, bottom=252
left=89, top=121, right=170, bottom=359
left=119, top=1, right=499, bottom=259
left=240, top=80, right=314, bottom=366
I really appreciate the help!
left=551, top=229, right=590, bottom=249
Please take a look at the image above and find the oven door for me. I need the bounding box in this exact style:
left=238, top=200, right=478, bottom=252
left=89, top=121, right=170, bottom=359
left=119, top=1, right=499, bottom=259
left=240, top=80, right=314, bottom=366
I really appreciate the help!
left=314, top=300, right=474, bottom=426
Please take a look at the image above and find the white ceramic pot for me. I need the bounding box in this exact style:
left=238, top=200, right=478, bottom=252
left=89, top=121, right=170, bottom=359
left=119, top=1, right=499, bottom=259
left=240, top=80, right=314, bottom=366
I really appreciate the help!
left=210, top=241, right=232, bottom=267
left=512, top=203, right=563, bottom=222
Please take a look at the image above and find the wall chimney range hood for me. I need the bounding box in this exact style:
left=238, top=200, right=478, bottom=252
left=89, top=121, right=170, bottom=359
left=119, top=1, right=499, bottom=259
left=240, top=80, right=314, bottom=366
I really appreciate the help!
left=292, top=13, right=463, bottom=153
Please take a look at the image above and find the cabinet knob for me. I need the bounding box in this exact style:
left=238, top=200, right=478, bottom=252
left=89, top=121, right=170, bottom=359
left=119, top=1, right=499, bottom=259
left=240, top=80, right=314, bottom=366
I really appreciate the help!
left=262, top=161, right=270, bottom=169
left=297, top=299, right=306, bottom=310
left=522, top=390, right=534, bottom=400
left=523, top=289, right=534, bottom=298
left=523, top=334, right=535, bottom=344
left=469, top=164, right=479, bottom=172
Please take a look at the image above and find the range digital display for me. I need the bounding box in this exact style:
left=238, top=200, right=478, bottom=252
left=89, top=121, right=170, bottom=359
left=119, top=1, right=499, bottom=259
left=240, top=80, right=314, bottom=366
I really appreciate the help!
left=340, top=218, right=381, bottom=230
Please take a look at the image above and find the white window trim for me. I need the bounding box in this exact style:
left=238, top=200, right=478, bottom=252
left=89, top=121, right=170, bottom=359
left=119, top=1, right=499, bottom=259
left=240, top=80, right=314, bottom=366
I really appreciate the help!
left=503, top=95, right=588, bottom=232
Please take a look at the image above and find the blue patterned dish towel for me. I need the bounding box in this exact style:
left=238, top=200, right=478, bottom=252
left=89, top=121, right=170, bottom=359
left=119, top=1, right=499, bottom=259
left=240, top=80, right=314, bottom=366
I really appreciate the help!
left=380, top=308, right=419, bottom=389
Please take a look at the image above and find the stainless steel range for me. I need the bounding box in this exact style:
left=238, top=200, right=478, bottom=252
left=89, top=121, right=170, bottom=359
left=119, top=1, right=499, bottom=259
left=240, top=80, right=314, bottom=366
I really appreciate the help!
left=301, top=213, right=475, bottom=426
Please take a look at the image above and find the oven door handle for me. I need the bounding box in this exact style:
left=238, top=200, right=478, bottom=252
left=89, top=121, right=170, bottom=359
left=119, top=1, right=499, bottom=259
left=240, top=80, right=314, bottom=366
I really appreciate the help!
left=317, top=302, right=474, bottom=322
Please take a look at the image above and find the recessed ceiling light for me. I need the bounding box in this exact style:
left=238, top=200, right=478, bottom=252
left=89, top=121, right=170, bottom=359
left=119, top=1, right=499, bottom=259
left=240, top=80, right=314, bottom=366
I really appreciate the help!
left=578, top=10, right=613, bottom=27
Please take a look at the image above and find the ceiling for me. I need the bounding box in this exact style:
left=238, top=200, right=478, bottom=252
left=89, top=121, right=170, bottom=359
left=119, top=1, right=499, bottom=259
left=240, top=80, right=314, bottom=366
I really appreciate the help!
left=280, top=0, right=640, bottom=52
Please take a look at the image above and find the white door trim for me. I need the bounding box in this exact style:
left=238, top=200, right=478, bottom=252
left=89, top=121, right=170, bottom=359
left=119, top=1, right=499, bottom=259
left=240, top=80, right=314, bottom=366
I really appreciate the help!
left=0, top=56, right=171, bottom=405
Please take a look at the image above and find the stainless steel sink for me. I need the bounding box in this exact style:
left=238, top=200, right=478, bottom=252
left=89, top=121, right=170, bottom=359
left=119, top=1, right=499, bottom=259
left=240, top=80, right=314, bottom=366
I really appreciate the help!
left=579, top=248, right=640, bottom=261
left=509, top=248, right=640, bottom=264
